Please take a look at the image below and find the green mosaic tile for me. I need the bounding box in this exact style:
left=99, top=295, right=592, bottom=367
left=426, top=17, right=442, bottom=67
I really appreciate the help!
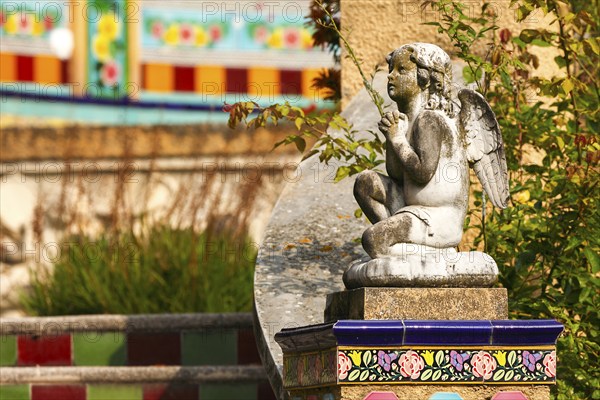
left=199, top=384, right=256, bottom=400
left=88, top=385, right=142, bottom=400
left=0, top=336, right=17, bottom=366
left=73, top=332, right=127, bottom=366
left=182, top=331, right=237, bottom=366
left=0, top=385, right=29, bottom=400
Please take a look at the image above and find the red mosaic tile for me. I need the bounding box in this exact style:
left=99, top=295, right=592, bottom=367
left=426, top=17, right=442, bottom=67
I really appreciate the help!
left=16, top=55, right=34, bottom=82
left=143, top=383, right=198, bottom=400
left=32, top=385, right=86, bottom=400
left=237, top=329, right=261, bottom=365
left=280, top=70, right=302, bottom=95
left=18, top=335, right=72, bottom=366
left=225, top=68, right=247, bottom=93
left=257, top=381, right=277, bottom=400
left=127, top=333, right=181, bottom=366
left=174, top=66, right=195, bottom=92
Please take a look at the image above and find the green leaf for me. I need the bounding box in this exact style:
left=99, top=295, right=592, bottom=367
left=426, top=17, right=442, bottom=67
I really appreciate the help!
left=359, top=369, right=370, bottom=381
left=562, top=78, right=574, bottom=94
left=435, top=350, right=445, bottom=366
left=348, top=369, right=360, bottom=381
left=354, top=208, right=363, bottom=218
left=421, top=368, right=433, bottom=381
left=295, top=117, right=304, bottom=131
left=584, top=248, right=600, bottom=273
left=493, top=369, right=506, bottom=381
left=508, top=351, right=517, bottom=367
left=362, top=350, right=372, bottom=366
left=432, top=370, right=442, bottom=381
left=294, top=137, right=306, bottom=153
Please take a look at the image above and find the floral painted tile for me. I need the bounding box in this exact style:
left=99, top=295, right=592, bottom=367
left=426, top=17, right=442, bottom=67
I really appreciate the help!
left=337, top=348, right=556, bottom=384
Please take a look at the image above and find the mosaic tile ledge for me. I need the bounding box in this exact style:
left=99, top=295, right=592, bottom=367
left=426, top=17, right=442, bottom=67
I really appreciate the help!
left=276, top=320, right=564, bottom=351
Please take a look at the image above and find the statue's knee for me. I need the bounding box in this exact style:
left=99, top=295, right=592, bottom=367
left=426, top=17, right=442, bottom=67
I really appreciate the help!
left=354, top=170, right=378, bottom=200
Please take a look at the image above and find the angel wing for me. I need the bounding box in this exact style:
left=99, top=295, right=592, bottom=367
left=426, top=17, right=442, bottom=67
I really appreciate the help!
left=458, top=89, right=509, bottom=209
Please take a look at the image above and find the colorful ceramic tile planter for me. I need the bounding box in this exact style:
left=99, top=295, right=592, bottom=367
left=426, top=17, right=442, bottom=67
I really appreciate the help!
left=276, top=319, right=562, bottom=400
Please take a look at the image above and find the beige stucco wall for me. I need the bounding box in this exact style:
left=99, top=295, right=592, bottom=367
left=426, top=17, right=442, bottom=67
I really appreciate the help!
left=341, top=0, right=560, bottom=105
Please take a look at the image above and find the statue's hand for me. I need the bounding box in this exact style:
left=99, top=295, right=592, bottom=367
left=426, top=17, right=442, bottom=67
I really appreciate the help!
left=379, top=111, right=409, bottom=143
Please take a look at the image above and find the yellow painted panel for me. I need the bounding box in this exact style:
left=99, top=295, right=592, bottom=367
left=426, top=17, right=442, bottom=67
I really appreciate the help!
left=195, top=66, right=225, bottom=94
left=144, top=63, right=173, bottom=92
left=247, top=67, right=279, bottom=99
left=0, top=53, right=16, bottom=82
left=302, top=69, right=323, bottom=100
left=34, top=55, right=61, bottom=84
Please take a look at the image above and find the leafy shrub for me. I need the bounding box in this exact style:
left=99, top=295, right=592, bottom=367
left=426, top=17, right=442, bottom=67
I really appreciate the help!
left=24, top=225, right=256, bottom=315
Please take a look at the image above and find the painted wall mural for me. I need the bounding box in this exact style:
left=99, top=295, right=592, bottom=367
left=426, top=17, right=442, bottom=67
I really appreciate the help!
left=87, top=0, right=128, bottom=99
left=0, top=0, right=67, bottom=39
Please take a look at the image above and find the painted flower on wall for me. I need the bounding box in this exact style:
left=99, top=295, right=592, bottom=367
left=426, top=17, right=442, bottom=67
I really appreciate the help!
left=101, top=60, right=120, bottom=87
left=93, top=34, right=112, bottom=62
left=398, top=350, right=425, bottom=379
left=338, top=351, right=352, bottom=380
left=151, top=20, right=164, bottom=39
left=267, top=27, right=283, bottom=49
left=283, top=28, right=300, bottom=49
left=377, top=350, right=398, bottom=372
left=98, top=14, right=119, bottom=40
left=471, top=351, right=497, bottom=379
left=4, top=14, right=17, bottom=34
left=543, top=351, right=556, bottom=378
left=253, top=25, right=269, bottom=44
left=209, top=25, right=222, bottom=41
left=522, top=350, right=542, bottom=372
left=164, top=24, right=179, bottom=46
left=179, top=23, right=195, bottom=45
left=18, top=13, right=32, bottom=34
left=43, top=15, right=54, bottom=31
left=195, top=27, right=208, bottom=47
left=450, top=350, right=471, bottom=372
left=301, top=28, right=313, bottom=49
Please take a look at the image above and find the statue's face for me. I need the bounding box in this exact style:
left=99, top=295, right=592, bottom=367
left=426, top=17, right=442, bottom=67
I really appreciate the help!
left=387, top=49, right=420, bottom=103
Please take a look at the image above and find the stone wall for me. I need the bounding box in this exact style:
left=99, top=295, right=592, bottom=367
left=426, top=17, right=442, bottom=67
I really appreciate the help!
left=341, top=0, right=560, bottom=105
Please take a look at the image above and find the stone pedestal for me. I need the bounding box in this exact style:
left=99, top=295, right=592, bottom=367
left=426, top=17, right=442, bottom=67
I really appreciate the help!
left=324, top=288, right=508, bottom=322
left=277, top=286, right=563, bottom=400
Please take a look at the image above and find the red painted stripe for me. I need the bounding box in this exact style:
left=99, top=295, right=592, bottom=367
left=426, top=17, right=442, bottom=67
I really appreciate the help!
left=18, top=335, right=72, bottom=366
left=60, top=59, right=69, bottom=84
left=226, top=68, right=247, bottom=94
left=16, top=55, right=34, bottom=82
left=280, top=69, right=302, bottom=95
left=128, top=333, right=181, bottom=366
left=32, top=385, right=86, bottom=400
left=237, top=328, right=261, bottom=365
left=174, top=65, right=195, bottom=92
left=143, top=383, right=199, bottom=400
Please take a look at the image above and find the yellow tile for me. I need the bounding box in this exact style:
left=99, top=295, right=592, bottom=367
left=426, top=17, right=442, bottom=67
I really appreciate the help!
left=0, top=53, right=16, bottom=82
left=34, top=55, right=61, bottom=84
left=247, top=67, right=279, bottom=99
left=144, top=63, right=173, bottom=92
left=302, top=69, right=324, bottom=100
left=195, top=66, right=225, bottom=94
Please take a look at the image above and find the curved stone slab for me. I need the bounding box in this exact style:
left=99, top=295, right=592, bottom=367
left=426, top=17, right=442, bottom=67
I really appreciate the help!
left=253, top=73, right=390, bottom=399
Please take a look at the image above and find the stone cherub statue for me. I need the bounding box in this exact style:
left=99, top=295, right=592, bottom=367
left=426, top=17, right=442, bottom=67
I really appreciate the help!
left=344, top=43, right=509, bottom=289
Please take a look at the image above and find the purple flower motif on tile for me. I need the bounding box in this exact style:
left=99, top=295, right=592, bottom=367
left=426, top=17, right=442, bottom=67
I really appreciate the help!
left=377, top=350, right=398, bottom=372
left=450, top=350, right=471, bottom=372
left=522, top=350, right=542, bottom=372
